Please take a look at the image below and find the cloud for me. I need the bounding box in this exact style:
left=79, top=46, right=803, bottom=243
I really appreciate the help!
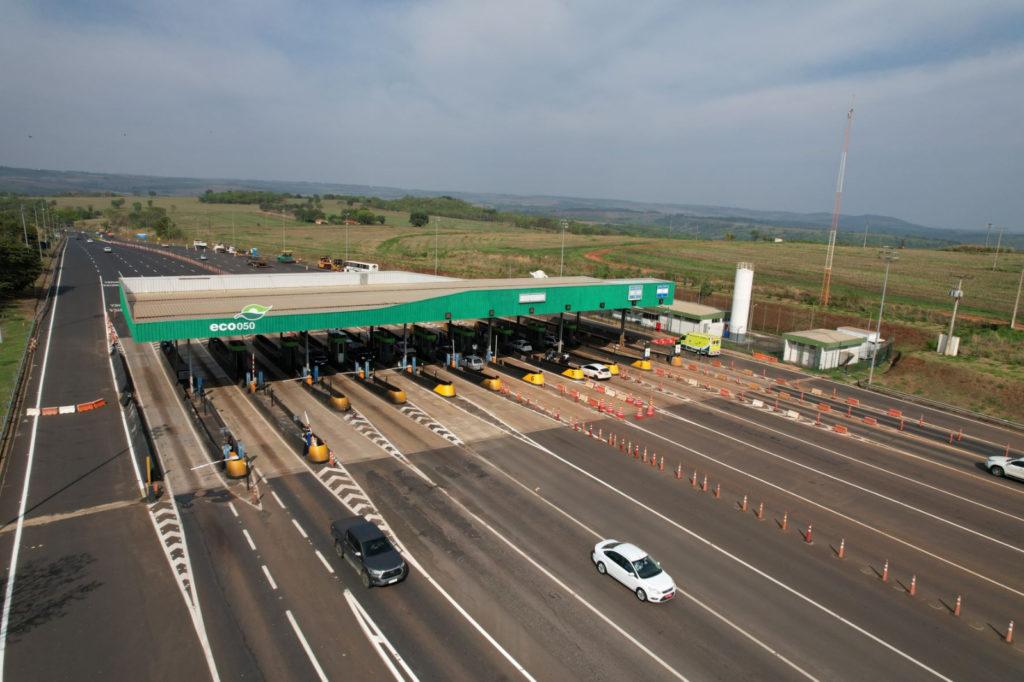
left=1, top=0, right=1022, bottom=229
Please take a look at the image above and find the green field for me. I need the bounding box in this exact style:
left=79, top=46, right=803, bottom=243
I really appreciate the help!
left=56, top=195, right=1024, bottom=420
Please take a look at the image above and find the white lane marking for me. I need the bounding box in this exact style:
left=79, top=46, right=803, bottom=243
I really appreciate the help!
left=145, top=474, right=220, bottom=681
left=292, top=519, right=309, bottom=539
left=646, top=409, right=1024, bottom=555
left=514, top=422, right=955, bottom=681
left=261, top=565, right=278, bottom=590
left=285, top=610, right=328, bottom=682
left=232, top=381, right=535, bottom=680
left=414, top=383, right=818, bottom=681
left=0, top=242, right=67, bottom=679
left=271, top=491, right=287, bottom=509
left=543, top=376, right=1024, bottom=599
left=242, top=529, right=257, bottom=552
left=344, top=589, right=419, bottom=681
left=228, top=502, right=239, bottom=518
left=99, top=275, right=144, bottom=495
left=314, top=549, right=334, bottom=574
left=653, top=376, right=1024, bottom=505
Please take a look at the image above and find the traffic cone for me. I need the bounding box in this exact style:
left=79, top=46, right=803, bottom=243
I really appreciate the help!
left=881, top=560, right=889, bottom=582
left=836, top=538, right=845, bottom=559
left=647, top=401, right=655, bottom=417
left=675, top=464, right=683, bottom=479
left=701, top=475, right=708, bottom=492
left=636, top=405, right=644, bottom=420
left=908, top=575, right=917, bottom=597
left=690, top=470, right=698, bottom=488
left=658, top=456, right=664, bottom=471
left=713, top=483, right=721, bottom=498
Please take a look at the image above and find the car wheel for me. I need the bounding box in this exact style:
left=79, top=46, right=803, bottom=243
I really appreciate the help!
left=334, top=540, right=344, bottom=557
left=991, top=466, right=1005, bottom=477
left=635, top=588, right=647, bottom=602
left=596, top=561, right=606, bottom=575
left=361, top=570, right=372, bottom=589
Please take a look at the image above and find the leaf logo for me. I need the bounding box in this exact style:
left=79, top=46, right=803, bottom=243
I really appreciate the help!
left=234, top=303, right=272, bottom=321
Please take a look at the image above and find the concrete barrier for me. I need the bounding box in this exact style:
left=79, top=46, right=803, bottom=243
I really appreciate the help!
left=786, top=410, right=800, bottom=419
left=751, top=399, right=764, bottom=408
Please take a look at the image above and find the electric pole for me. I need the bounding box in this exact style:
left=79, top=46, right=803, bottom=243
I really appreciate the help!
left=985, top=222, right=993, bottom=249
left=992, top=225, right=1004, bottom=270
left=20, top=206, right=29, bottom=246
left=559, top=219, right=567, bottom=277
left=867, top=247, right=898, bottom=385
left=1011, top=266, right=1024, bottom=330
left=942, top=276, right=966, bottom=355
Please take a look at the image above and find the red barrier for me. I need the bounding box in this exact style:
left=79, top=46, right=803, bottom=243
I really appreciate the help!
left=833, top=424, right=848, bottom=434
left=817, top=403, right=831, bottom=412
left=863, top=416, right=877, bottom=425
left=887, top=408, right=903, bottom=418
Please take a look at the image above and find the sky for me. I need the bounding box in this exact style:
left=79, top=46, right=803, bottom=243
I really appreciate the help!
left=2, top=0, right=1023, bottom=230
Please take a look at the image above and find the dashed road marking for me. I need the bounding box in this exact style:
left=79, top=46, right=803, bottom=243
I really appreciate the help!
left=242, top=529, right=257, bottom=551
left=315, top=549, right=335, bottom=574
left=261, top=565, right=278, bottom=590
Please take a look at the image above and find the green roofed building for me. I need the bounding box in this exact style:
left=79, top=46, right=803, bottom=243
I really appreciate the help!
left=119, top=271, right=675, bottom=343
left=782, top=328, right=864, bottom=370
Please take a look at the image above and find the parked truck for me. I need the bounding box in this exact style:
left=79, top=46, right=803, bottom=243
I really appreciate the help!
left=193, top=239, right=208, bottom=249
left=679, top=333, right=721, bottom=356
left=318, top=256, right=334, bottom=270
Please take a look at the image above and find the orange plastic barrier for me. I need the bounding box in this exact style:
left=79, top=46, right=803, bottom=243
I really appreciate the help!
left=846, top=398, right=860, bottom=406
left=863, top=416, right=878, bottom=426
left=887, top=408, right=903, bottom=418
left=833, top=424, right=848, bottom=434
left=818, top=403, right=831, bottom=412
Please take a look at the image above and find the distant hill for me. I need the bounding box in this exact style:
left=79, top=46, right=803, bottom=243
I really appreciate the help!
left=1, top=165, right=1019, bottom=249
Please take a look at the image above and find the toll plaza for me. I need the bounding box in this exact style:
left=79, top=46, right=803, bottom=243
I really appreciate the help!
left=119, top=271, right=675, bottom=345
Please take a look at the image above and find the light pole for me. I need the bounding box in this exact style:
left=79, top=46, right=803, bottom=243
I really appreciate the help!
left=867, top=248, right=898, bottom=385
left=559, top=219, right=568, bottom=277
left=434, top=216, right=439, bottom=276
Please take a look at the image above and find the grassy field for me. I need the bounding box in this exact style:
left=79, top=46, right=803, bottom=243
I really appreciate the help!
left=0, top=298, right=36, bottom=430
left=56, top=195, right=1024, bottom=421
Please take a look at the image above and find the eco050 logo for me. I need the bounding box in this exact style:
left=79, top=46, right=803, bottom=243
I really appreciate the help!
left=208, top=303, right=272, bottom=333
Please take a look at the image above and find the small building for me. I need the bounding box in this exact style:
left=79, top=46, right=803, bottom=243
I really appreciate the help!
left=782, top=329, right=863, bottom=370
left=836, top=326, right=882, bottom=360
left=658, top=300, right=726, bottom=337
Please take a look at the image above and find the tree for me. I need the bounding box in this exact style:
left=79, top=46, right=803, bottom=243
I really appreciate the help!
left=409, top=211, right=429, bottom=227
left=111, top=198, right=126, bottom=209
left=148, top=190, right=156, bottom=197
left=376, top=214, right=386, bottom=224
left=0, top=240, right=42, bottom=297
left=698, top=280, right=713, bottom=304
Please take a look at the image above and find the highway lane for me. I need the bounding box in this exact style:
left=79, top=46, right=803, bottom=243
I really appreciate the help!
left=508, top=369, right=1024, bottom=618
left=429, top=370, right=1023, bottom=680
left=0, top=240, right=209, bottom=680
left=184, top=336, right=532, bottom=679
left=317, top=372, right=803, bottom=681
left=611, top=364, right=1024, bottom=521
left=565, top=315, right=1023, bottom=454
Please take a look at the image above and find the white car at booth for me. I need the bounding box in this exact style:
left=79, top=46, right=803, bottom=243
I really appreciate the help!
left=581, top=363, right=612, bottom=380
left=591, top=539, right=675, bottom=603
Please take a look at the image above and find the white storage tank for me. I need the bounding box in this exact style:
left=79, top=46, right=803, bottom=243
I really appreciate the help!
left=729, top=263, right=754, bottom=340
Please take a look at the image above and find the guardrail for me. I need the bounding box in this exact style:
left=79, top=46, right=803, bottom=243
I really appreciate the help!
left=859, top=382, right=1024, bottom=432
left=0, top=238, right=66, bottom=467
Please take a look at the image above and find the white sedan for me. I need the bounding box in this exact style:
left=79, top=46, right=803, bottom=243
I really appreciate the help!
left=581, top=363, right=612, bottom=380
left=591, top=539, right=675, bottom=603
left=987, top=456, right=1024, bottom=482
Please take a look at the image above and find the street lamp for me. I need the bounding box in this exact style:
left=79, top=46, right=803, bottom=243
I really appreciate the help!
left=434, top=216, right=439, bottom=276
left=867, top=248, right=898, bottom=385
left=559, top=219, right=568, bottom=277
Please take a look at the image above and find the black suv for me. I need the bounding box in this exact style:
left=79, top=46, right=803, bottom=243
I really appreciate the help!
left=331, top=519, right=408, bottom=588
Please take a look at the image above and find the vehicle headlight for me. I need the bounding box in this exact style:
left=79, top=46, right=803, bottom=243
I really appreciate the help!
left=368, top=567, right=386, bottom=577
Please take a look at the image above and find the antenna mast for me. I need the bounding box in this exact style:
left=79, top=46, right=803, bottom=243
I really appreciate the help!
left=820, top=104, right=854, bottom=306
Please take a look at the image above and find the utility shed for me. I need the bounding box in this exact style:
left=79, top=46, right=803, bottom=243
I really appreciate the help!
left=836, top=326, right=882, bottom=360
left=782, top=329, right=863, bottom=370
left=653, top=300, right=726, bottom=337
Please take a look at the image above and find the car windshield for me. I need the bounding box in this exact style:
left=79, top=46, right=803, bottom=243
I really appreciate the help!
left=363, top=536, right=394, bottom=557
left=632, top=555, right=662, bottom=579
